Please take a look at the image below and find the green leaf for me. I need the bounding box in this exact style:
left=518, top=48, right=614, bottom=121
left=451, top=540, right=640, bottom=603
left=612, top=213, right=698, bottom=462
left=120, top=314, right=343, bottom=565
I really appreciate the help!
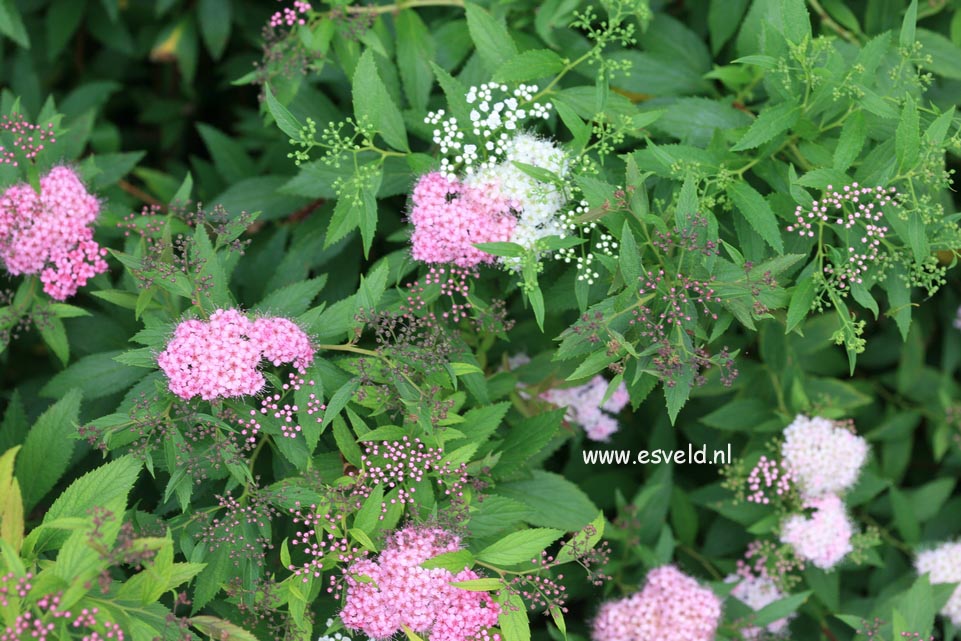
left=895, top=95, right=920, bottom=171
left=890, top=486, right=921, bottom=544
left=396, top=11, right=434, bottom=112
left=494, top=49, right=565, bottom=83
left=353, top=49, right=408, bottom=152
left=422, top=549, right=474, bottom=572
left=449, top=577, right=503, bottom=591
left=46, top=0, right=85, bottom=58
left=786, top=276, right=816, bottom=333
left=529, top=284, right=545, bottom=332
left=197, top=123, right=255, bottom=183
left=833, top=111, right=865, bottom=171
left=498, top=592, right=530, bottom=641
left=731, top=103, right=800, bottom=151
left=38, top=316, right=69, bottom=366
left=0, top=0, right=30, bottom=48
left=254, top=276, right=327, bottom=316
left=16, top=390, right=81, bottom=511
left=198, top=0, right=232, bottom=60
left=493, top=410, right=562, bottom=477
left=728, top=182, right=784, bottom=254
left=465, top=4, right=518, bottom=73
left=40, top=351, right=145, bottom=401
left=497, top=471, right=599, bottom=531
left=32, top=456, right=142, bottom=553
left=264, top=83, right=303, bottom=141
left=900, top=0, right=917, bottom=48
left=190, top=616, right=257, bottom=641
left=754, top=591, right=812, bottom=626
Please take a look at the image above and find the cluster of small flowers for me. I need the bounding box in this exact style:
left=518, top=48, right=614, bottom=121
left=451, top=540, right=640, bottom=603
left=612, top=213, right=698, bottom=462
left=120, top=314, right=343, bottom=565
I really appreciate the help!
left=779, top=493, right=854, bottom=570
left=638, top=269, right=721, bottom=327
left=0, top=113, right=56, bottom=165
left=781, top=415, right=869, bottom=499
left=288, top=501, right=364, bottom=584
left=915, top=541, right=961, bottom=626
left=269, top=1, right=311, bottom=28
left=157, top=308, right=314, bottom=401
left=745, top=455, right=794, bottom=504
left=591, top=566, right=721, bottom=641
left=762, top=415, right=869, bottom=570
left=398, top=265, right=476, bottom=323
left=725, top=572, right=792, bottom=640
left=339, top=526, right=501, bottom=641
left=349, top=437, right=468, bottom=516
left=408, top=171, right=516, bottom=268
left=414, top=84, right=582, bottom=269
left=198, top=489, right=280, bottom=566
left=786, top=183, right=895, bottom=289
left=0, top=585, right=125, bottom=641
left=235, top=373, right=325, bottom=440
left=426, top=83, right=551, bottom=179
left=0, top=166, right=107, bottom=300
left=541, top=375, right=630, bottom=442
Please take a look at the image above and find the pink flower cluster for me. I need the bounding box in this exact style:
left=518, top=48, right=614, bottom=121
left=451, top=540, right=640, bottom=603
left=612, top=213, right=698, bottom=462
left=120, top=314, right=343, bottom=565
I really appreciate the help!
left=0, top=166, right=107, bottom=300
left=157, top=308, right=314, bottom=401
left=746, top=455, right=794, bottom=504
left=0, top=579, right=125, bottom=641
left=340, top=526, right=501, bottom=641
left=409, top=171, right=516, bottom=268
left=0, top=114, right=56, bottom=166
left=269, top=0, right=311, bottom=28
left=541, top=375, right=630, bottom=442
left=779, top=494, right=853, bottom=570
left=591, top=565, right=721, bottom=641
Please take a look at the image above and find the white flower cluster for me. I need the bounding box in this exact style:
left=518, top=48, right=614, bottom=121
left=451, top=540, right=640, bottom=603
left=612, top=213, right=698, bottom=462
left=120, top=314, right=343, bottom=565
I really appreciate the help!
left=916, top=541, right=961, bottom=626
left=467, top=133, right=569, bottom=251
left=781, top=415, right=869, bottom=499
left=725, top=574, right=792, bottom=639
left=425, top=83, right=552, bottom=181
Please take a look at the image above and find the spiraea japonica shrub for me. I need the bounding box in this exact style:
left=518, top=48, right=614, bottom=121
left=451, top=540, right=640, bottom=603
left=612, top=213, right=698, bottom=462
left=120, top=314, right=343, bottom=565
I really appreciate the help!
left=1, top=0, right=961, bottom=639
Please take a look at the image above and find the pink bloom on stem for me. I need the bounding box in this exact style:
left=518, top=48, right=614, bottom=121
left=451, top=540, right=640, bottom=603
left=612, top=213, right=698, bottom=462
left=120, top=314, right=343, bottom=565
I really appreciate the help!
left=779, top=494, right=853, bottom=570
left=0, top=166, right=107, bottom=300
left=409, top=172, right=516, bottom=268
left=157, top=308, right=314, bottom=401
left=339, top=526, right=500, bottom=641
left=591, top=565, right=721, bottom=641
left=541, top=375, right=630, bottom=442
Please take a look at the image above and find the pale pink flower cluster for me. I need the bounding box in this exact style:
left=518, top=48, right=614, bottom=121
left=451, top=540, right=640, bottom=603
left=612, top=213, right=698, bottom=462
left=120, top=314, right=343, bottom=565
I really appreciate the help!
left=781, top=415, right=869, bottom=499
left=779, top=494, right=853, bottom=570
left=725, top=573, right=792, bottom=639
left=746, top=455, right=794, bottom=504
left=0, top=166, right=107, bottom=300
left=269, top=0, right=311, bottom=27
left=591, top=566, right=721, bottom=641
left=339, top=526, right=501, bottom=641
left=157, top=308, right=314, bottom=401
left=409, top=171, right=516, bottom=267
left=915, top=541, right=961, bottom=626
left=541, top=375, right=630, bottom=442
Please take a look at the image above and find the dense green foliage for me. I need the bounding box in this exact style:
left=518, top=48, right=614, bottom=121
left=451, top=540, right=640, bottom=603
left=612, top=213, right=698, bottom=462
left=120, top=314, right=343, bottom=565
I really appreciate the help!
left=1, top=0, right=961, bottom=640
